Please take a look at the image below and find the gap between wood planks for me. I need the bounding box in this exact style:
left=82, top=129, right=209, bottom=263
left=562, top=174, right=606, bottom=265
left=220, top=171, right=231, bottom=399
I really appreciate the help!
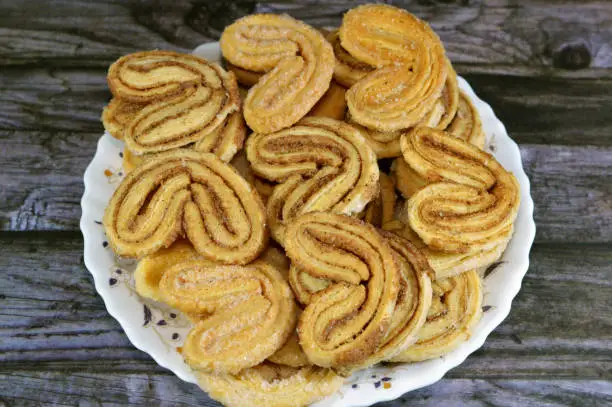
left=1, top=130, right=610, bottom=242
left=0, top=231, right=610, bottom=382
left=1, top=0, right=612, bottom=74
left=2, top=66, right=612, bottom=146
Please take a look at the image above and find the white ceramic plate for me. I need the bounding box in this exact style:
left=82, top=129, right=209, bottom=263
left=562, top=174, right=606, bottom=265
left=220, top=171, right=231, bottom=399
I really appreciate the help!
left=80, top=42, right=535, bottom=407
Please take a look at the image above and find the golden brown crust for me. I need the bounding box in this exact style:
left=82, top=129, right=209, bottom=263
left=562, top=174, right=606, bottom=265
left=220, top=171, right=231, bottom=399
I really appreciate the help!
left=246, top=117, right=379, bottom=245
left=341, top=5, right=448, bottom=132
left=435, top=62, right=460, bottom=130
left=355, top=231, right=432, bottom=368
left=284, top=212, right=400, bottom=371
left=193, top=110, right=246, bottom=162
left=107, top=51, right=240, bottom=155
left=327, top=30, right=374, bottom=88
left=102, top=98, right=147, bottom=140
left=445, top=90, right=485, bottom=149
left=400, top=127, right=520, bottom=254
left=390, top=270, right=483, bottom=362
left=159, top=260, right=297, bottom=374
left=133, top=239, right=205, bottom=301
left=220, top=14, right=334, bottom=133
left=307, top=80, right=347, bottom=121
left=225, top=61, right=262, bottom=87
left=384, top=213, right=513, bottom=280
left=345, top=64, right=457, bottom=159
left=196, top=362, right=343, bottom=407
left=103, top=150, right=268, bottom=264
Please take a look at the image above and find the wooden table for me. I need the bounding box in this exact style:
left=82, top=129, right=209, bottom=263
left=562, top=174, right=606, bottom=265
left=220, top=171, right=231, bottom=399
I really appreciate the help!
left=1, top=1, right=611, bottom=405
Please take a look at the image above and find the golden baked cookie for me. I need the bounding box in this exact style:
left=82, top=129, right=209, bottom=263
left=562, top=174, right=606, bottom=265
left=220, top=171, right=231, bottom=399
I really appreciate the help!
left=390, top=270, right=483, bottom=362
left=307, top=80, right=347, bottom=121
left=246, top=117, right=379, bottom=244
left=384, top=214, right=512, bottom=280
left=134, top=239, right=204, bottom=302
left=326, top=30, right=374, bottom=88
left=220, top=14, right=334, bottom=133
left=360, top=172, right=397, bottom=228
left=267, top=331, right=310, bottom=368
left=196, top=362, right=343, bottom=407
left=346, top=63, right=458, bottom=158
left=107, top=51, right=240, bottom=155
left=284, top=212, right=400, bottom=371
left=445, top=90, right=485, bottom=149
left=159, top=259, right=297, bottom=374
left=286, top=213, right=432, bottom=371
left=400, top=127, right=520, bottom=253
left=341, top=4, right=448, bottom=132
left=101, top=98, right=147, bottom=140
left=103, top=150, right=268, bottom=264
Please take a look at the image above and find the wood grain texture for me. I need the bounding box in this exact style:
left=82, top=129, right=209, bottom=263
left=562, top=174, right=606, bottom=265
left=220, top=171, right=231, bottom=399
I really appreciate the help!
left=2, top=130, right=610, bottom=243
left=0, top=0, right=611, bottom=406
left=3, top=66, right=612, bottom=146
left=1, top=375, right=610, bottom=407
left=256, top=0, right=612, bottom=70
left=2, top=0, right=612, bottom=76
left=0, top=233, right=610, bottom=405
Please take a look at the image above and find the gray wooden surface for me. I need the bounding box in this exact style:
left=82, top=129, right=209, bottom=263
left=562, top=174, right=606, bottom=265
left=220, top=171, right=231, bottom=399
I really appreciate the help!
left=0, top=0, right=611, bottom=406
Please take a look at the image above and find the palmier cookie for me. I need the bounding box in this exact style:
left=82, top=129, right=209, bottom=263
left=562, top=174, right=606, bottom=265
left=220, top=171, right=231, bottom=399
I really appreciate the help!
left=221, top=14, right=334, bottom=133
left=103, top=149, right=268, bottom=264
left=340, top=4, right=448, bottom=132
left=400, top=127, right=520, bottom=254
left=246, top=117, right=379, bottom=245
left=107, top=51, right=241, bottom=156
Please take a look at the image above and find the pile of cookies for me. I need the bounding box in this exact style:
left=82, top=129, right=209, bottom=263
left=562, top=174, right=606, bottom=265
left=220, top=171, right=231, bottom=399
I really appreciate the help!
left=101, top=4, right=520, bottom=407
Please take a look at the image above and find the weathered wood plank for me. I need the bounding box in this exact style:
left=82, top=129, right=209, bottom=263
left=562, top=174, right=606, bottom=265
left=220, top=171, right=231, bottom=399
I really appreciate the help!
left=465, top=73, right=612, bottom=147
left=0, top=68, right=108, bottom=132
left=0, top=373, right=610, bottom=407
left=1, top=131, right=610, bottom=243
left=520, top=145, right=612, bottom=243
left=1, top=234, right=610, bottom=382
left=2, top=66, right=612, bottom=147
left=0, top=131, right=98, bottom=231
left=1, top=0, right=612, bottom=77
left=0, top=233, right=610, bottom=404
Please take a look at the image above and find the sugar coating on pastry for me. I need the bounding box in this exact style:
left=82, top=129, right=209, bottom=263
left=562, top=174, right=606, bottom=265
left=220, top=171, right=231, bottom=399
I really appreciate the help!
left=341, top=4, right=448, bottom=132
left=345, top=60, right=457, bottom=159
left=196, top=362, right=344, bottom=407
left=390, top=270, right=483, bottom=362
left=159, top=260, right=297, bottom=374
left=284, top=212, right=400, bottom=371
left=221, top=14, right=334, bottom=133
left=107, top=51, right=240, bottom=155
left=103, top=149, right=268, bottom=264
left=97, top=5, right=525, bottom=404
left=246, top=117, right=379, bottom=244
left=401, top=127, right=520, bottom=253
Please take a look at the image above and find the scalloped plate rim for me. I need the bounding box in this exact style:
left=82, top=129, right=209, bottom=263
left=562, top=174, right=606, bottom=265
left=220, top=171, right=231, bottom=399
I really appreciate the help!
left=80, top=42, right=536, bottom=407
